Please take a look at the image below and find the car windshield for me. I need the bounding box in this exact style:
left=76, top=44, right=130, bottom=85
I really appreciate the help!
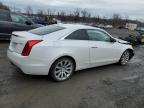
left=29, top=25, right=65, bottom=35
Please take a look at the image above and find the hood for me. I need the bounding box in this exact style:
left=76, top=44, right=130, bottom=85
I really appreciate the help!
left=115, top=38, right=131, bottom=44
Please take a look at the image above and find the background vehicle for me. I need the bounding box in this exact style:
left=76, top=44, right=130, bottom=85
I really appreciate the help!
left=7, top=24, right=134, bottom=82
left=92, top=24, right=113, bottom=29
left=104, top=25, right=113, bottom=29
left=0, top=9, right=42, bottom=40
left=93, top=24, right=105, bottom=29
left=32, top=18, right=58, bottom=25
left=32, top=18, right=48, bottom=25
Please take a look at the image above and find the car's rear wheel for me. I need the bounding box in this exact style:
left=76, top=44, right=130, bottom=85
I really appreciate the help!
left=119, top=50, right=130, bottom=65
left=50, top=57, right=75, bottom=82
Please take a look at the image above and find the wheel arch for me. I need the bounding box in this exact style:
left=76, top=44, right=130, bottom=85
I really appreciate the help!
left=126, top=49, right=134, bottom=60
left=48, top=55, right=76, bottom=75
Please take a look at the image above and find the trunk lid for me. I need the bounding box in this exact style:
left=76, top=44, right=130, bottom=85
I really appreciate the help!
left=9, top=31, right=43, bottom=54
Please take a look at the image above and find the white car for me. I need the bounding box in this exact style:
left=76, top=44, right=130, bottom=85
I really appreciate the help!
left=7, top=24, right=134, bottom=81
left=105, top=25, right=113, bottom=29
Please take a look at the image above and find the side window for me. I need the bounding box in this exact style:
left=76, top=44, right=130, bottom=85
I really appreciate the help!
left=10, top=13, right=27, bottom=24
left=87, top=30, right=111, bottom=42
left=0, top=11, right=11, bottom=21
left=65, top=29, right=89, bottom=40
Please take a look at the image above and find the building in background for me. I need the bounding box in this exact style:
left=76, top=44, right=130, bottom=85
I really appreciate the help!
left=126, top=23, right=137, bottom=30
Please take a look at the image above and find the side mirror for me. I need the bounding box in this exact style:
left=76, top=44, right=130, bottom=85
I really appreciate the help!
left=110, top=38, right=117, bottom=43
left=25, top=20, right=32, bottom=25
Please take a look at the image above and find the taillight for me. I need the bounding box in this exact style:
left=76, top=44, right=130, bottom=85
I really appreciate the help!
left=21, top=40, right=43, bottom=56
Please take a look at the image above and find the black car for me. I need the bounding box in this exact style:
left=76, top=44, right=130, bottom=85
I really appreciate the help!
left=0, top=9, right=42, bottom=40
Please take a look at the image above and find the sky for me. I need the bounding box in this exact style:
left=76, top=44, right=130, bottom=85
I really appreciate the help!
left=1, top=0, right=144, bottom=21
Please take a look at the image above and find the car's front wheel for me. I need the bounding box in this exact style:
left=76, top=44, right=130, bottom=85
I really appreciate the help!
left=119, top=50, right=130, bottom=65
left=50, top=57, right=75, bottom=82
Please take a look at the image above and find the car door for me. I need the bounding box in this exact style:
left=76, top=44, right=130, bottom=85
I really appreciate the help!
left=86, top=29, right=121, bottom=67
left=63, top=29, right=90, bottom=70
left=10, top=13, right=33, bottom=31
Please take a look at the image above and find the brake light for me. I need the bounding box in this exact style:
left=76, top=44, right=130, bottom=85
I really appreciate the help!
left=21, top=40, right=43, bottom=56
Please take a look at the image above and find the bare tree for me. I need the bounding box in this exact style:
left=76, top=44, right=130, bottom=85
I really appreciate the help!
left=125, top=15, right=129, bottom=20
left=73, top=8, right=80, bottom=22
left=60, top=11, right=66, bottom=21
left=25, top=6, right=33, bottom=16
left=81, top=9, right=90, bottom=22
left=57, top=11, right=60, bottom=18
left=47, top=9, right=51, bottom=16
left=112, top=13, right=121, bottom=20
left=37, top=9, right=44, bottom=18
left=0, top=2, right=10, bottom=10
left=81, top=9, right=87, bottom=17
left=124, top=15, right=129, bottom=23
left=112, top=13, right=122, bottom=26
left=16, top=8, right=21, bottom=13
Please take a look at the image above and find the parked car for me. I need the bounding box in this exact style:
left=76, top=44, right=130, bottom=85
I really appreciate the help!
left=32, top=18, right=48, bottom=25
left=92, top=24, right=112, bottom=29
left=135, top=27, right=144, bottom=34
left=0, top=9, right=42, bottom=40
left=119, top=33, right=143, bottom=46
left=104, top=25, right=113, bottom=29
left=119, top=35, right=139, bottom=45
left=7, top=24, right=134, bottom=82
left=93, top=24, right=105, bottom=29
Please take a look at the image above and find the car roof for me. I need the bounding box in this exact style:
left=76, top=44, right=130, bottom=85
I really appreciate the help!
left=56, top=23, right=103, bottom=31
left=42, top=23, right=109, bottom=40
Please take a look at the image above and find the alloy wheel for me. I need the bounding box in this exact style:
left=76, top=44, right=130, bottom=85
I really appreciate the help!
left=53, top=59, right=74, bottom=81
left=121, top=51, right=130, bottom=65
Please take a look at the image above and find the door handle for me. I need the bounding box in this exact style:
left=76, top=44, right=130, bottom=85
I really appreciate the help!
left=91, top=47, right=98, bottom=48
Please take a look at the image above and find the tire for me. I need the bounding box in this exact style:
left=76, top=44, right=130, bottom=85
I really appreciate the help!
left=119, top=50, right=130, bottom=65
left=50, top=57, right=75, bottom=82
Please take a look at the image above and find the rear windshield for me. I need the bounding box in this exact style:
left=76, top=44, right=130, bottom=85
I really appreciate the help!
left=29, top=25, right=65, bottom=35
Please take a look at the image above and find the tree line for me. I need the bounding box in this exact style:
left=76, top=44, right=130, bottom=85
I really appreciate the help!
left=0, top=2, right=143, bottom=27
left=24, top=6, right=143, bottom=27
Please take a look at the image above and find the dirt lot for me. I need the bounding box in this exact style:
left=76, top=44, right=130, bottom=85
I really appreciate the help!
left=106, top=28, right=140, bottom=38
left=0, top=29, right=144, bottom=108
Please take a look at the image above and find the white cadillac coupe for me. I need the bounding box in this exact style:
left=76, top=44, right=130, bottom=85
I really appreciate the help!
left=7, top=24, right=134, bottom=81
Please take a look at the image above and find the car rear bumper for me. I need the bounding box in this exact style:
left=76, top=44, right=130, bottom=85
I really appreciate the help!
left=7, top=49, right=50, bottom=75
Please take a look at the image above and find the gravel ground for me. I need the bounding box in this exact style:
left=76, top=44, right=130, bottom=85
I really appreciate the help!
left=106, top=28, right=140, bottom=38
left=0, top=29, right=144, bottom=108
